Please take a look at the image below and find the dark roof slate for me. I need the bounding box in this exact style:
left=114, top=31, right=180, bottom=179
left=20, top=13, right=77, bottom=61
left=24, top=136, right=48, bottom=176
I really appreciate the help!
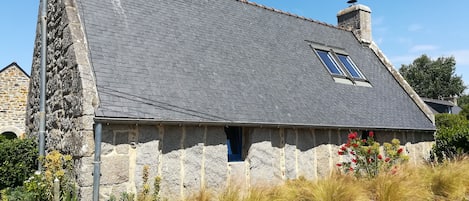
left=77, top=0, right=435, bottom=130
left=421, top=98, right=456, bottom=106
left=1, top=62, right=30, bottom=77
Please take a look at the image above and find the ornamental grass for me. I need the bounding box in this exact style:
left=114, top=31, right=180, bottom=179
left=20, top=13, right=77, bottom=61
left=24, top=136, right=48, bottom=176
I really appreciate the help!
left=185, top=159, right=469, bottom=201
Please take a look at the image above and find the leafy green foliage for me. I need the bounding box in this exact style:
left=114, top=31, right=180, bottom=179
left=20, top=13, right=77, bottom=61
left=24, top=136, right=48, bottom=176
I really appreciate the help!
left=0, top=138, right=37, bottom=190
left=432, top=114, right=469, bottom=161
left=1, top=150, right=77, bottom=201
left=435, top=113, right=469, bottom=128
left=0, top=133, right=16, bottom=142
left=399, top=54, right=465, bottom=99
left=458, top=103, right=469, bottom=120
left=457, top=94, right=469, bottom=107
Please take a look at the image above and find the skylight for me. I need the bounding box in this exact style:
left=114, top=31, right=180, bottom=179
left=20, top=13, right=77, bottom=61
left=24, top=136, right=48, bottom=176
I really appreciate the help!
left=315, top=50, right=343, bottom=75
left=311, top=44, right=370, bottom=86
left=337, top=54, right=364, bottom=79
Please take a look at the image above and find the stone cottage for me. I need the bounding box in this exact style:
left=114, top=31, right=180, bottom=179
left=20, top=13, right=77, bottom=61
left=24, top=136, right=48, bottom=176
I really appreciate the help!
left=0, top=62, right=29, bottom=138
left=27, top=0, right=436, bottom=200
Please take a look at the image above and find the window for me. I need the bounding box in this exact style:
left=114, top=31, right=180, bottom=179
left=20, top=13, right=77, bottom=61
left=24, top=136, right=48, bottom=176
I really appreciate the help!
left=361, top=131, right=376, bottom=145
left=337, top=54, right=364, bottom=79
left=311, top=44, right=369, bottom=86
left=315, top=50, right=344, bottom=75
left=225, top=126, right=243, bottom=162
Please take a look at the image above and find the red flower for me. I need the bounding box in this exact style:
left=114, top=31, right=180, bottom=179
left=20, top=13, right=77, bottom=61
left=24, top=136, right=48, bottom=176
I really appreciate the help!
left=349, top=167, right=354, bottom=172
left=362, top=139, right=367, bottom=143
left=367, top=149, right=371, bottom=154
left=368, top=131, right=374, bottom=137
left=348, top=132, right=357, bottom=139
left=378, top=154, right=383, bottom=160
left=352, top=143, right=359, bottom=148
left=345, top=142, right=351, bottom=148
left=367, top=158, right=372, bottom=163
left=336, top=163, right=342, bottom=167
left=352, top=158, right=357, bottom=163
left=338, top=151, right=344, bottom=155
left=397, top=148, right=403, bottom=154
left=340, top=146, right=347, bottom=151
left=385, top=157, right=391, bottom=162
left=350, top=151, right=355, bottom=155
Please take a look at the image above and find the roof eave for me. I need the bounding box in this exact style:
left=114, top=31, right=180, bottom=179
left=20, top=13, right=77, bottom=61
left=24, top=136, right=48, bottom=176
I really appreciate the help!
left=94, top=116, right=436, bottom=132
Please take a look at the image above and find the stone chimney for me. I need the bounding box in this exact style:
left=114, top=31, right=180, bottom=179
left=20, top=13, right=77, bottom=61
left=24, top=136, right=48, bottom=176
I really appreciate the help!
left=337, top=4, right=372, bottom=43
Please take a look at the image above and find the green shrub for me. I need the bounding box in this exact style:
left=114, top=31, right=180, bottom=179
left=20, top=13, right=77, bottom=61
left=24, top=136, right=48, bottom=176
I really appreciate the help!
left=0, top=138, right=37, bottom=190
left=1, top=150, right=77, bottom=201
left=0, top=133, right=16, bottom=142
left=435, top=113, right=469, bottom=128
left=432, top=114, right=469, bottom=161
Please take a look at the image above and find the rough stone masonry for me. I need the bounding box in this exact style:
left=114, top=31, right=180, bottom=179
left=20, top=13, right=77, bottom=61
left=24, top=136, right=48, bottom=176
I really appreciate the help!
left=26, top=0, right=435, bottom=200
left=0, top=63, right=29, bottom=138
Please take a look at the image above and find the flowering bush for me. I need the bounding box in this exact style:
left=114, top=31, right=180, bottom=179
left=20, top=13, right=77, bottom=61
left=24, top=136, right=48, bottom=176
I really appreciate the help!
left=1, top=150, right=77, bottom=201
left=336, top=131, right=408, bottom=178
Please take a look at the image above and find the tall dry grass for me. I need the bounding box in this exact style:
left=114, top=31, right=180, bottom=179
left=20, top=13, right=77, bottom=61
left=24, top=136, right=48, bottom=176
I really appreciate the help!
left=366, top=165, right=432, bottom=201
left=424, top=158, right=469, bottom=200
left=185, top=159, right=469, bottom=201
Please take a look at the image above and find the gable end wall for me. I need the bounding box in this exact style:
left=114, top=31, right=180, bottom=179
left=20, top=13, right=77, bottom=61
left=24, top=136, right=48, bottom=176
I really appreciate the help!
left=0, top=65, right=29, bottom=137
left=27, top=0, right=98, bottom=195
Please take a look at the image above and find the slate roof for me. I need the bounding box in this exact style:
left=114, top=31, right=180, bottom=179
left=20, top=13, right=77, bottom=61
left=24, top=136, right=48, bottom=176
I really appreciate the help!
left=76, top=0, right=435, bottom=130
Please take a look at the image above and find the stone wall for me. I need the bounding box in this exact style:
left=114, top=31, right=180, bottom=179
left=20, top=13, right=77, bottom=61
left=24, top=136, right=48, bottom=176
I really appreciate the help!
left=27, top=0, right=98, bottom=197
left=0, top=63, right=29, bottom=137
left=94, top=124, right=434, bottom=200
left=27, top=0, right=97, bottom=155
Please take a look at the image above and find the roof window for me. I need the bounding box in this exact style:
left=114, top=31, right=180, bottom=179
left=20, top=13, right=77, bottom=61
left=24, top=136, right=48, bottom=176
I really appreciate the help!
left=336, top=54, right=364, bottom=79
left=316, top=50, right=344, bottom=76
left=311, top=44, right=370, bottom=87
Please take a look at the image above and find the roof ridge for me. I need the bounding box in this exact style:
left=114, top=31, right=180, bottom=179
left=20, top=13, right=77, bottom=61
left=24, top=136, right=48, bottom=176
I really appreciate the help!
left=0, top=62, right=30, bottom=77
left=237, top=0, right=346, bottom=31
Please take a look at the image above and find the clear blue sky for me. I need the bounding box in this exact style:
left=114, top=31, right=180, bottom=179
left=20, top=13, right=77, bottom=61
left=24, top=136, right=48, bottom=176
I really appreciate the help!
left=1, top=1, right=468, bottom=87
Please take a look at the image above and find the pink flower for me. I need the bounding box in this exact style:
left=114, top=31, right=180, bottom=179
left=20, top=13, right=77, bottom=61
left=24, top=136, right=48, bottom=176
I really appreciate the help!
left=369, top=131, right=374, bottom=137
left=385, top=157, right=391, bottom=162
left=362, top=139, right=367, bottom=143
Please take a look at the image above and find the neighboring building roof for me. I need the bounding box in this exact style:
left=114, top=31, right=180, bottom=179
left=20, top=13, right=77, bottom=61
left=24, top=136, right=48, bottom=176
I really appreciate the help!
left=77, top=0, right=435, bottom=130
left=421, top=97, right=461, bottom=114
left=0, top=62, right=30, bottom=77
